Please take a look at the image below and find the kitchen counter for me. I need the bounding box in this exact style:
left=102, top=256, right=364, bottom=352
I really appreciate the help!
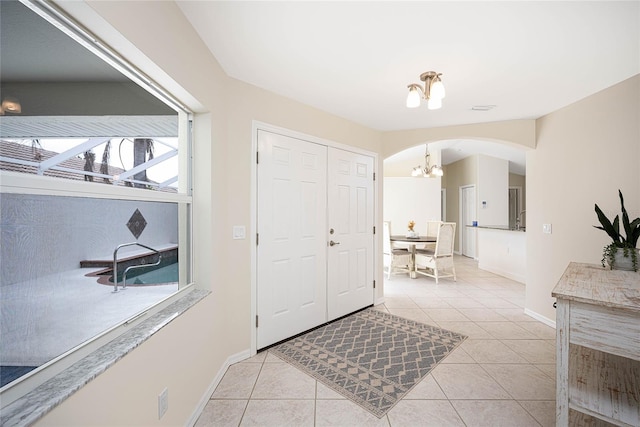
left=474, top=226, right=526, bottom=283
left=467, top=225, right=526, bottom=232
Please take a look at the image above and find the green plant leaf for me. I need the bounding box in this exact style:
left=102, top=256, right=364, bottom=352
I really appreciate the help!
left=594, top=203, right=621, bottom=243
left=620, top=190, right=632, bottom=242
left=629, top=218, right=640, bottom=247
left=618, top=190, right=640, bottom=248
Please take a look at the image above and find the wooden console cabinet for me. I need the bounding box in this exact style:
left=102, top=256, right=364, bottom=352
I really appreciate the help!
left=552, top=262, right=640, bottom=426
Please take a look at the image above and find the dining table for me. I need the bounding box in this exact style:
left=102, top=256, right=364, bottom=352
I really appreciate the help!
left=390, top=235, right=437, bottom=279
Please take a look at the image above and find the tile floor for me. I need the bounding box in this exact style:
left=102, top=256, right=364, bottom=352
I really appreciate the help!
left=196, top=256, right=556, bottom=426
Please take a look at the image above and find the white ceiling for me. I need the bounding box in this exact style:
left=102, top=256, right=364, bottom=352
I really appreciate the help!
left=178, top=1, right=639, bottom=132
left=177, top=1, right=639, bottom=173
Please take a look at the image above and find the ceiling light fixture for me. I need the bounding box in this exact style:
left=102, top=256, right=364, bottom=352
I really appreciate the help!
left=411, top=144, right=443, bottom=178
left=406, top=71, right=445, bottom=110
left=0, top=96, right=22, bottom=115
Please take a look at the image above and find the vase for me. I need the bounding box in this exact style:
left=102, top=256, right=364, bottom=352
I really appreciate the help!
left=407, top=230, right=418, bottom=238
left=608, top=248, right=639, bottom=271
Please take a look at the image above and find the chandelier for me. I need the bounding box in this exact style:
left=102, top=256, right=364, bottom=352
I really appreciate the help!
left=406, top=71, right=445, bottom=110
left=411, top=144, right=443, bottom=178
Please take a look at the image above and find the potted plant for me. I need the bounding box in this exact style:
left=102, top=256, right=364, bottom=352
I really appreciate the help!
left=594, top=190, right=640, bottom=272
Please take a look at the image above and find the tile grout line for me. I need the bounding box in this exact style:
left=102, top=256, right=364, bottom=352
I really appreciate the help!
left=236, top=352, right=268, bottom=426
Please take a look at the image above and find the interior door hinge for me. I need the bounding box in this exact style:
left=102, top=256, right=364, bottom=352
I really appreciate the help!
left=373, top=226, right=376, bottom=235
left=373, top=280, right=376, bottom=289
left=256, top=233, right=259, bottom=245
left=373, top=172, right=376, bottom=181
left=255, top=315, right=259, bottom=327
left=256, top=152, right=259, bottom=164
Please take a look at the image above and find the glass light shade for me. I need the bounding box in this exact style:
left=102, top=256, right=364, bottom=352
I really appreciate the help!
left=1, top=98, right=21, bottom=114
left=431, top=166, right=444, bottom=176
left=406, top=87, right=421, bottom=108
left=430, top=79, right=445, bottom=99
left=427, top=97, right=442, bottom=110
left=411, top=166, right=423, bottom=177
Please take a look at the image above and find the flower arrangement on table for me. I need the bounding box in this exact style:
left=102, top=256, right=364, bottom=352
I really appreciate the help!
left=406, top=220, right=419, bottom=238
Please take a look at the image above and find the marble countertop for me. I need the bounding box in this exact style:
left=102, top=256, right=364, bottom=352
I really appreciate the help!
left=466, top=225, right=526, bottom=232
left=552, top=262, right=640, bottom=311
left=0, top=288, right=209, bottom=427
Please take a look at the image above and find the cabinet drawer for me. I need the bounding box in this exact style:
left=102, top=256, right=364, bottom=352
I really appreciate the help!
left=569, top=302, right=640, bottom=361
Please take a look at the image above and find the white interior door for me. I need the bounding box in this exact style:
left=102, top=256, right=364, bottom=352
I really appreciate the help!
left=461, top=185, right=477, bottom=258
left=327, top=148, right=374, bottom=321
left=256, top=131, right=328, bottom=349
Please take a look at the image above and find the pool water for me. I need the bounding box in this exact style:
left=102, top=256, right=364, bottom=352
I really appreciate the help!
left=124, top=262, right=179, bottom=285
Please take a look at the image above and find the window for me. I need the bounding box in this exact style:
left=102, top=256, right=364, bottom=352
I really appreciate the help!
left=0, top=0, right=192, bottom=404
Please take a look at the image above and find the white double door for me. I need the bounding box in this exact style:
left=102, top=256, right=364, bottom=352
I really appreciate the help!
left=257, top=130, right=374, bottom=349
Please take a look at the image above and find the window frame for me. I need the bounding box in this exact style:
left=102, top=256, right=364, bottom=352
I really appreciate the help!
left=0, top=0, right=194, bottom=407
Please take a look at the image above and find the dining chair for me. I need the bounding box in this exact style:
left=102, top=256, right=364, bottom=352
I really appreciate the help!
left=414, top=222, right=456, bottom=284
left=383, top=221, right=411, bottom=280
left=421, top=220, right=442, bottom=251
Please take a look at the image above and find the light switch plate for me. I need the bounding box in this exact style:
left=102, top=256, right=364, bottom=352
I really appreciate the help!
left=543, top=223, right=552, bottom=234
left=233, top=225, right=246, bottom=240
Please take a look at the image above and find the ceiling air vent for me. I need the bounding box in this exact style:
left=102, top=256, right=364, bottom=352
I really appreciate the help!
left=471, top=105, right=497, bottom=111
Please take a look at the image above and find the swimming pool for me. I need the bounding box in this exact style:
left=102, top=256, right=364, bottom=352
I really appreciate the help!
left=91, top=258, right=179, bottom=287
left=124, top=262, right=179, bottom=285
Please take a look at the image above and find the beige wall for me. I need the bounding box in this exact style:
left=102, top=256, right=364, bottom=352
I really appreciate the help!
left=526, top=74, right=640, bottom=322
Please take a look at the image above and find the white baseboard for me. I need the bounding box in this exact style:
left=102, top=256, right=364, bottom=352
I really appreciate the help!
left=524, top=308, right=556, bottom=329
left=478, top=262, right=525, bottom=284
left=375, top=296, right=385, bottom=306
left=454, top=250, right=477, bottom=261
left=186, top=348, right=251, bottom=426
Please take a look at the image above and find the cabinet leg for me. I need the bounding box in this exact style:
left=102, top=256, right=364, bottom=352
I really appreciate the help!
left=556, top=299, right=569, bottom=426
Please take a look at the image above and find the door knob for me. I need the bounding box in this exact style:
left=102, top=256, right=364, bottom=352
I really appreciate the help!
left=329, top=240, right=340, bottom=247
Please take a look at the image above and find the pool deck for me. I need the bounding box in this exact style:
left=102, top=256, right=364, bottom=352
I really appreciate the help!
left=0, top=267, right=177, bottom=367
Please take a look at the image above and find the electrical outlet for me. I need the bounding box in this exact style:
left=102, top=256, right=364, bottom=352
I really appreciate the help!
left=543, top=223, right=552, bottom=234
left=158, top=387, right=168, bottom=419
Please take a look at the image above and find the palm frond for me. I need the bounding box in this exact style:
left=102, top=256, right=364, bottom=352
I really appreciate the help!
left=100, top=140, right=112, bottom=182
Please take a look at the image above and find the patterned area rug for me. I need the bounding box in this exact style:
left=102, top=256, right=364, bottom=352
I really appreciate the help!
left=270, top=308, right=467, bottom=418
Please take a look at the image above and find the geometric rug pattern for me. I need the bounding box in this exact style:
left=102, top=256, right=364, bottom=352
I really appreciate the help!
left=270, top=307, right=467, bottom=417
